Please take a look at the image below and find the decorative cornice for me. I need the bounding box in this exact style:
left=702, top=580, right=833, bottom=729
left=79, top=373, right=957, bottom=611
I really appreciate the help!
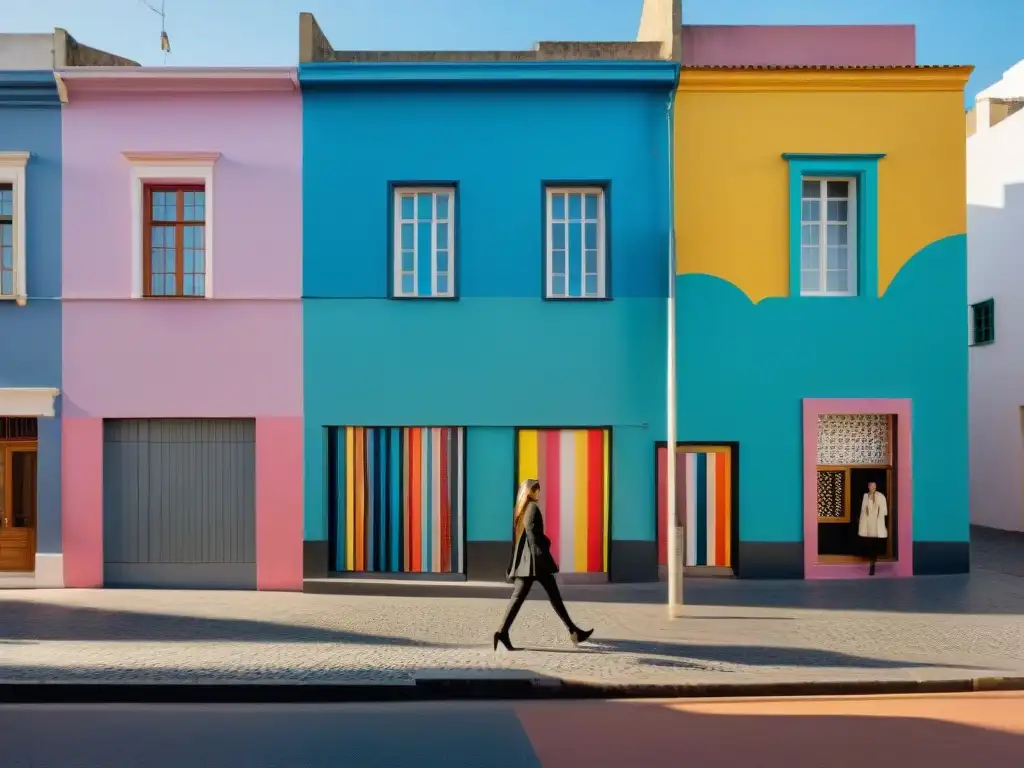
left=0, top=71, right=62, bottom=107
left=0, top=151, right=31, bottom=168
left=0, top=388, right=60, bottom=418
left=122, top=151, right=221, bottom=166
left=58, top=67, right=299, bottom=100
left=782, top=153, right=886, bottom=162
left=299, top=61, right=679, bottom=88
left=678, top=66, right=974, bottom=93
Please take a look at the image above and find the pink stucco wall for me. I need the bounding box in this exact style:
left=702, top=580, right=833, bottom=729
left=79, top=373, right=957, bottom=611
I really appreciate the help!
left=60, top=73, right=303, bottom=590
left=802, top=399, right=913, bottom=580
left=682, top=25, right=916, bottom=67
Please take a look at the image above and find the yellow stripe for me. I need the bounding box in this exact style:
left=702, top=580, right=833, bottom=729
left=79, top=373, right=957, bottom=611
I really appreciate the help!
left=518, top=429, right=538, bottom=484
left=603, top=429, right=610, bottom=572
left=574, top=430, right=588, bottom=571
left=345, top=427, right=355, bottom=569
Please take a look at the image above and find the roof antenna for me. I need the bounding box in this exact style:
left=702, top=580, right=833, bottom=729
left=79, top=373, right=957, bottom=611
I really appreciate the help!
left=139, top=0, right=170, bottom=64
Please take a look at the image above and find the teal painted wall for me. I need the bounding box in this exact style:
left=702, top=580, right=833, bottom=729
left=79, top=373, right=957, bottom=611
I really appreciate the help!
left=675, top=235, right=968, bottom=544
left=303, top=297, right=667, bottom=542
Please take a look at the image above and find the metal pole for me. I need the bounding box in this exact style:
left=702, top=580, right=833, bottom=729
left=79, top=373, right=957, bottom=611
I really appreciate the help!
left=665, top=83, right=683, bottom=618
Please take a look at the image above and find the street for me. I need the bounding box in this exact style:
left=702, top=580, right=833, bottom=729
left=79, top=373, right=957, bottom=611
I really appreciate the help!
left=2, top=694, right=1022, bottom=767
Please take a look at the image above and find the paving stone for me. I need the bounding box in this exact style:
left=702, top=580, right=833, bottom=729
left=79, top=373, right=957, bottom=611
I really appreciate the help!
left=0, top=530, right=1020, bottom=686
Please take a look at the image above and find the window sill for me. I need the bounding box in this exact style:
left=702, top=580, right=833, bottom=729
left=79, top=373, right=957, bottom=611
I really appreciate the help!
left=969, top=340, right=995, bottom=347
left=138, top=295, right=208, bottom=300
left=0, top=295, right=28, bottom=307
left=542, top=295, right=612, bottom=303
left=389, top=294, right=459, bottom=301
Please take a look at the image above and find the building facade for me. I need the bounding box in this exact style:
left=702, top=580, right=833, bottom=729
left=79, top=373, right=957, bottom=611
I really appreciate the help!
left=299, top=16, right=678, bottom=585
left=967, top=60, right=1024, bottom=533
left=59, top=68, right=304, bottom=590
left=0, top=71, right=63, bottom=587
left=672, top=30, right=972, bottom=578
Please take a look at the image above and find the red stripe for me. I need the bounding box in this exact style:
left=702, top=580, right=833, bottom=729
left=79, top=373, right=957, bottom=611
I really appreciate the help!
left=545, top=430, right=560, bottom=566
left=439, top=429, right=451, bottom=573
left=657, top=446, right=667, bottom=567
left=587, top=429, right=604, bottom=572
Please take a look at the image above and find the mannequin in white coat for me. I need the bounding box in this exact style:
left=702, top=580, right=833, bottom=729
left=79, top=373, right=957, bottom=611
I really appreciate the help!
left=858, top=481, right=888, bottom=575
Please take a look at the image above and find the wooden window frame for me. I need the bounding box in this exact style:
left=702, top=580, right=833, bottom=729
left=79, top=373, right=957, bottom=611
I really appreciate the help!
left=142, top=184, right=207, bottom=299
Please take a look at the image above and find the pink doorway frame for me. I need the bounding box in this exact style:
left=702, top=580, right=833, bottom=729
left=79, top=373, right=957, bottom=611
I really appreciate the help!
left=803, top=398, right=913, bottom=579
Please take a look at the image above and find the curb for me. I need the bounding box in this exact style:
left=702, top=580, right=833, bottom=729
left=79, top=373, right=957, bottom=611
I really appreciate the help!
left=0, top=675, right=1022, bottom=704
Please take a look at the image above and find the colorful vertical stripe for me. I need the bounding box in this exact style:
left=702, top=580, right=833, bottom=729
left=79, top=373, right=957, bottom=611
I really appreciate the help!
left=331, top=427, right=464, bottom=574
left=657, top=445, right=732, bottom=568
left=516, top=428, right=609, bottom=574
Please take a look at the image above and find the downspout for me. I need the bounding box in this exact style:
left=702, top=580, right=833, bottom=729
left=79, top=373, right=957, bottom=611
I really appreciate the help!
left=665, top=69, right=682, bottom=618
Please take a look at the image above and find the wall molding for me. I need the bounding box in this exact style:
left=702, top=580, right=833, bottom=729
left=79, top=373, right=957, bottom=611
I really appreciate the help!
left=0, top=387, right=60, bottom=417
left=678, top=66, right=973, bottom=93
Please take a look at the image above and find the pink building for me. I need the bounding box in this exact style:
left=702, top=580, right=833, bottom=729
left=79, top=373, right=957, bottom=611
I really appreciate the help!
left=58, top=68, right=303, bottom=590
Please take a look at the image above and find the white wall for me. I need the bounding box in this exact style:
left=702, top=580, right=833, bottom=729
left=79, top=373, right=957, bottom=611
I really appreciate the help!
left=968, top=61, right=1024, bottom=531
left=0, top=35, right=55, bottom=70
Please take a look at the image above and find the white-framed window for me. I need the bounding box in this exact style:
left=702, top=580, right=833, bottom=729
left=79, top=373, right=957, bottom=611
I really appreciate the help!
left=393, top=187, right=455, bottom=298
left=800, top=177, right=857, bottom=297
left=545, top=186, right=606, bottom=299
left=123, top=151, right=219, bottom=299
left=0, top=152, right=30, bottom=306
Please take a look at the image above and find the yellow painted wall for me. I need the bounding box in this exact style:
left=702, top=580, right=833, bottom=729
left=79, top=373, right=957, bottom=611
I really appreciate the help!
left=675, top=74, right=969, bottom=302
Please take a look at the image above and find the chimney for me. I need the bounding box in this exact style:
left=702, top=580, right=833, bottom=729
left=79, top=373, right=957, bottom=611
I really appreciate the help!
left=636, top=0, right=682, bottom=61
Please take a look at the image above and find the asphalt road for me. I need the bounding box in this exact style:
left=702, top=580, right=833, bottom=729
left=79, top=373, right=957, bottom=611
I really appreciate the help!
left=2, top=693, right=1022, bottom=767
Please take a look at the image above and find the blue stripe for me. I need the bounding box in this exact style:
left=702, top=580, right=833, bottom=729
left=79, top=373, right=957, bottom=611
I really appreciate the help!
left=335, top=428, right=347, bottom=571
left=377, top=430, right=387, bottom=570
left=390, top=428, right=402, bottom=572
left=695, top=453, right=708, bottom=566
left=366, top=430, right=375, bottom=571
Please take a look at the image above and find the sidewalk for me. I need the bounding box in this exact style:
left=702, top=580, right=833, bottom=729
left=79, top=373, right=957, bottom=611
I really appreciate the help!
left=0, top=527, right=1022, bottom=701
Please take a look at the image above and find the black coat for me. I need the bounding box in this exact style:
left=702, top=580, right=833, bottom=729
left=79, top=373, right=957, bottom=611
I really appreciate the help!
left=506, top=502, right=559, bottom=581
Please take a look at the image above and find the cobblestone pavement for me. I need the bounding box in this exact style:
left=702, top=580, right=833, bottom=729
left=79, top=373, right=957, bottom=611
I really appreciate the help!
left=0, top=528, right=1021, bottom=686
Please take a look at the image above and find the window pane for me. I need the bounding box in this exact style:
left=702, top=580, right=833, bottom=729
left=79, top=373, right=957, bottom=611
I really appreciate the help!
left=436, top=250, right=449, bottom=272
left=193, top=249, right=205, bottom=273
left=400, top=250, right=414, bottom=271
left=437, top=275, right=449, bottom=295
left=183, top=275, right=195, bottom=296
left=417, top=222, right=431, bottom=258
left=436, top=193, right=450, bottom=220
left=827, top=180, right=849, bottom=198
left=551, top=223, right=565, bottom=250
left=551, top=249, right=566, bottom=275
left=826, top=224, right=847, bottom=246
left=550, top=192, right=566, bottom=220
left=826, top=246, right=847, bottom=271
left=801, top=246, right=818, bottom=271
left=436, top=222, right=449, bottom=249
left=551, top=275, right=566, bottom=296
left=417, top=193, right=432, bottom=220
left=1, top=244, right=11, bottom=269
left=801, top=223, right=819, bottom=246
left=568, top=220, right=582, bottom=297
left=183, top=191, right=205, bottom=222
left=584, top=193, right=599, bottom=219
left=401, top=274, right=415, bottom=295
left=801, top=269, right=820, bottom=292
left=400, top=223, right=414, bottom=250
left=584, top=274, right=599, bottom=296
left=0, top=186, right=12, bottom=216
left=1, top=270, right=11, bottom=295
left=164, top=249, right=175, bottom=273
left=568, top=193, right=582, bottom=221
left=194, top=275, right=206, bottom=296
left=584, top=222, right=598, bottom=249
left=151, top=191, right=176, bottom=221
left=826, top=200, right=848, bottom=222
left=400, top=194, right=415, bottom=219
left=826, top=270, right=848, bottom=293
left=802, top=180, right=820, bottom=198
left=184, top=249, right=195, bottom=274
left=584, top=249, right=598, bottom=274
left=801, top=200, right=820, bottom=223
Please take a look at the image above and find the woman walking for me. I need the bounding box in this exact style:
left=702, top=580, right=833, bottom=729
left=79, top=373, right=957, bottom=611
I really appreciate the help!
left=493, top=478, right=594, bottom=651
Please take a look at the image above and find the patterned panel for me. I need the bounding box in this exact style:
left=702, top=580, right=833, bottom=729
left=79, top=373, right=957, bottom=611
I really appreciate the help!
left=817, top=414, right=890, bottom=465
left=817, top=470, right=846, bottom=518
left=331, top=427, right=464, bottom=574
left=516, top=428, right=609, bottom=574
left=657, top=445, right=733, bottom=568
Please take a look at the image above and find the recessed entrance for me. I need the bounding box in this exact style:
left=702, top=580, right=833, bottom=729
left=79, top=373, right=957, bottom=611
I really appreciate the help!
left=0, top=417, right=38, bottom=573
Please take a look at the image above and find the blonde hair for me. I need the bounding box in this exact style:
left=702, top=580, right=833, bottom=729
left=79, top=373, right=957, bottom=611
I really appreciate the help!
left=513, top=480, right=537, bottom=538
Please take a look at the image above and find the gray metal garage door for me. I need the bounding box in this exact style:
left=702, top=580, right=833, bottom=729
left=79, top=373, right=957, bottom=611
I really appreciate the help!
left=103, top=419, right=256, bottom=589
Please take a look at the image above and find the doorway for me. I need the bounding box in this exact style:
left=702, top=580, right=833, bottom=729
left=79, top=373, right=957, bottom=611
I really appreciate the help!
left=0, top=419, right=39, bottom=572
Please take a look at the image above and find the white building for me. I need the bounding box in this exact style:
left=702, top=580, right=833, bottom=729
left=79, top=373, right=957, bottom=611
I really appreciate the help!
left=968, top=60, right=1024, bottom=532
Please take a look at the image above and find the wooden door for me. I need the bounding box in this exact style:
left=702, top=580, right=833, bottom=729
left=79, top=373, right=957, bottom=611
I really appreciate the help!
left=0, top=443, right=37, bottom=572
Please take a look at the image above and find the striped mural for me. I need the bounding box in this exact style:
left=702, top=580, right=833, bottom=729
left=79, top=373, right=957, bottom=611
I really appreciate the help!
left=657, top=445, right=733, bottom=568
left=329, top=427, right=464, bottom=574
left=516, top=428, right=610, bottom=574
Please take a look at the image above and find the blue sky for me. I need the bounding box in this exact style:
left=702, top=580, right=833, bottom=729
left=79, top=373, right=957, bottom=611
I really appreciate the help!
left=4, top=0, right=1017, bottom=101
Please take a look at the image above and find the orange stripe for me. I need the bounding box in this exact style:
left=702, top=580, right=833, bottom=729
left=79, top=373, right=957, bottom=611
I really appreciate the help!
left=402, top=428, right=410, bottom=570
left=715, top=451, right=727, bottom=567
left=721, top=450, right=732, bottom=567
left=354, top=428, right=365, bottom=570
